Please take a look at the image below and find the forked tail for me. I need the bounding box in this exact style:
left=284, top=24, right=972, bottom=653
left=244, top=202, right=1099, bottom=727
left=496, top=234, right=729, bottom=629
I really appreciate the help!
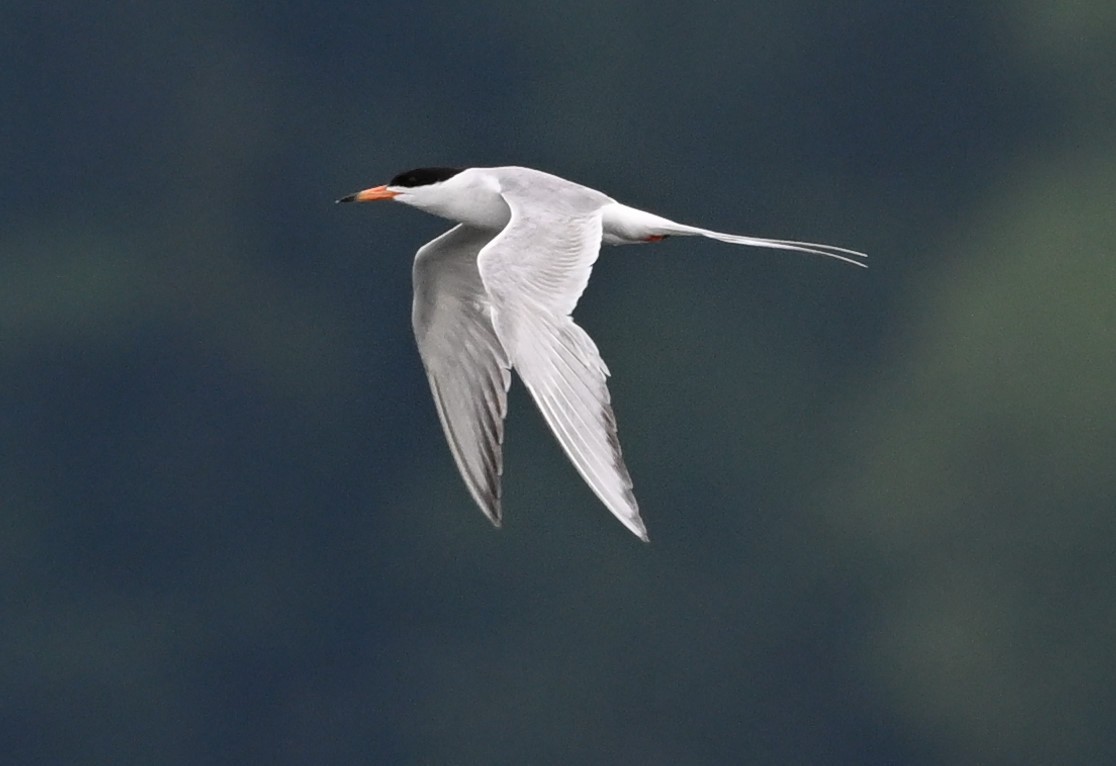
left=601, top=203, right=867, bottom=266
left=690, top=227, right=868, bottom=268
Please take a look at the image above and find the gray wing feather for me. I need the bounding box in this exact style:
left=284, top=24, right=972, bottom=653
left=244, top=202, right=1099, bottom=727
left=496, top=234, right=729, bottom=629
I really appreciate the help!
left=476, top=180, right=648, bottom=540
left=413, top=225, right=512, bottom=526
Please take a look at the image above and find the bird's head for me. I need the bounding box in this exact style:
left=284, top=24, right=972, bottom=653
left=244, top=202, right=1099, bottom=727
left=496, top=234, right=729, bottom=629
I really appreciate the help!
left=337, top=167, right=465, bottom=209
left=338, top=166, right=511, bottom=229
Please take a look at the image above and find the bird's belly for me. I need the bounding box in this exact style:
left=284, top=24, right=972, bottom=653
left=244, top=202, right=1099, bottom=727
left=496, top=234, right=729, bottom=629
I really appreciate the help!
left=601, top=202, right=680, bottom=244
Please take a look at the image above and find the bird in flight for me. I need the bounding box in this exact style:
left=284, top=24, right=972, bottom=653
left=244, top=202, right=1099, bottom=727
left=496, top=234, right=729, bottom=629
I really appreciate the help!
left=339, top=166, right=865, bottom=540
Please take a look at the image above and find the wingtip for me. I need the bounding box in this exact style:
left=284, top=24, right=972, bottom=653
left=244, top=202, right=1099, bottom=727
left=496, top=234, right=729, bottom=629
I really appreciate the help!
left=626, top=517, right=650, bottom=542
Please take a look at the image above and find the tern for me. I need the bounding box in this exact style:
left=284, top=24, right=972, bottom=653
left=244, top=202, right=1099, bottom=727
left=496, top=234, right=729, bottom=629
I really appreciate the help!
left=339, top=166, right=864, bottom=540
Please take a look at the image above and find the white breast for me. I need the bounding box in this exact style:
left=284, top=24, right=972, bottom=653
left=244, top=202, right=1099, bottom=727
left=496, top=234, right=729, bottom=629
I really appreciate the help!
left=405, top=169, right=512, bottom=230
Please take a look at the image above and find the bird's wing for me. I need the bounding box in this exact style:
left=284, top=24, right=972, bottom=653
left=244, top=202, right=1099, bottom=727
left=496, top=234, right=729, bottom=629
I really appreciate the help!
left=412, top=224, right=512, bottom=527
left=476, top=180, right=647, bottom=540
left=480, top=168, right=613, bottom=315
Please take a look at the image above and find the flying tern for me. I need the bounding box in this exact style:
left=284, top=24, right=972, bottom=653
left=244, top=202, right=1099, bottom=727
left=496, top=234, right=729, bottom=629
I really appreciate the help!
left=339, top=166, right=865, bottom=540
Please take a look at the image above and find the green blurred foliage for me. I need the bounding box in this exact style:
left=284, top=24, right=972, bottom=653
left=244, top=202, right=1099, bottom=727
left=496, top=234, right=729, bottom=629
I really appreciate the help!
left=825, top=144, right=1116, bottom=764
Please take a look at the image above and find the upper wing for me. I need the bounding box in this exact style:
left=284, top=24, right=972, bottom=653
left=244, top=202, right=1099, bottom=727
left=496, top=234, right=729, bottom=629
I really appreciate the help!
left=476, top=181, right=648, bottom=540
left=477, top=169, right=612, bottom=316
left=412, top=224, right=512, bottom=527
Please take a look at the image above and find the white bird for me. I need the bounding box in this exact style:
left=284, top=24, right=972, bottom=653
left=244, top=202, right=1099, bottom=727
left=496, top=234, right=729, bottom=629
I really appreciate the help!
left=339, top=166, right=865, bottom=540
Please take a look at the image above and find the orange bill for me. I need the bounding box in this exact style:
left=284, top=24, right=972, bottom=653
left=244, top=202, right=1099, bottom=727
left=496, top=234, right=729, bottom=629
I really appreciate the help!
left=337, top=185, right=398, bottom=203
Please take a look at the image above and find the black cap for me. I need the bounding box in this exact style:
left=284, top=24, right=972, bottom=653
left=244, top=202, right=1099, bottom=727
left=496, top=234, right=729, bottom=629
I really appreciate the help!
left=388, top=167, right=464, bottom=188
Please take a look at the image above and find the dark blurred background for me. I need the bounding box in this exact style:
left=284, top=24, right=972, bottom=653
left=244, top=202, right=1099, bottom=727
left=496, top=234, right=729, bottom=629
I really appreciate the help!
left=4, top=2, right=1115, bottom=764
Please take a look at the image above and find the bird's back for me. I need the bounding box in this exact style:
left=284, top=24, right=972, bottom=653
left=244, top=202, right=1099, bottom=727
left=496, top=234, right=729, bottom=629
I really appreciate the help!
left=487, top=166, right=615, bottom=212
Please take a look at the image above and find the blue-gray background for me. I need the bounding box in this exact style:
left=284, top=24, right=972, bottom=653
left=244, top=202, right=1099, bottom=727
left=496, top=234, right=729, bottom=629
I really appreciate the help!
left=4, top=2, right=1115, bottom=764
